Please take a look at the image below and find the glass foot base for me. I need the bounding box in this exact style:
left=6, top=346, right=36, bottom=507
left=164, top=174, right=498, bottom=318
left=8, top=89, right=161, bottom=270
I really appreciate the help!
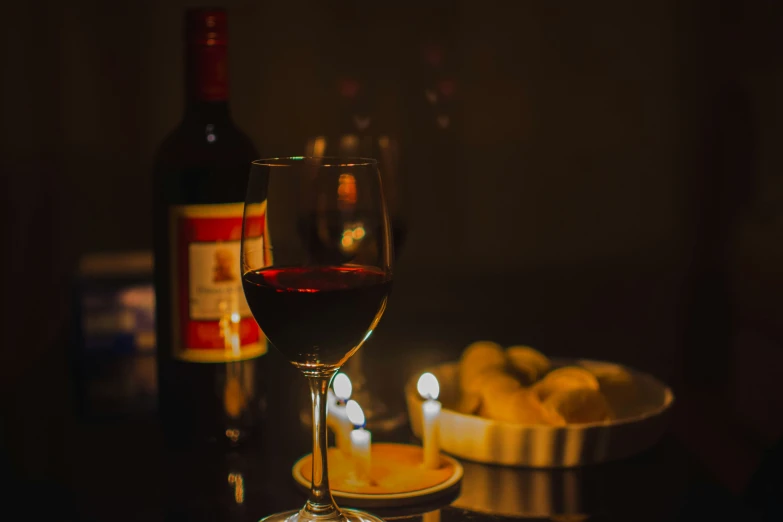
left=261, top=508, right=384, bottom=522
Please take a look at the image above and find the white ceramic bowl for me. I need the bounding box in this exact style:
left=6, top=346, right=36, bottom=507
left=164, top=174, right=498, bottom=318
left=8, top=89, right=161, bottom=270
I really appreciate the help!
left=406, top=359, right=673, bottom=468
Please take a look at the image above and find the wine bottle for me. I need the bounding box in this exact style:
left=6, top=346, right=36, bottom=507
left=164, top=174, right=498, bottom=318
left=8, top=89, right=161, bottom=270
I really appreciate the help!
left=306, top=72, right=408, bottom=259
left=153, top=7, right=265, bottom=447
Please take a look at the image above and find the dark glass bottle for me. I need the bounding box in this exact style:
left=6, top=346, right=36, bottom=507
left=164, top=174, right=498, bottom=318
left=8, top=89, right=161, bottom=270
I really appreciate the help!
left=306, top=73, right=408, bottom=260
left=153, top=8, right=265, bottom=447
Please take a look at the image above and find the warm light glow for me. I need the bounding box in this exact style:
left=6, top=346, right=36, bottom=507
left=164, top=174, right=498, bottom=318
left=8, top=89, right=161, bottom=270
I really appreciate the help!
left=417, top=372, right=440, bottom=400
left=340, top=135, right=358, bottom=154
left=423, top=510, right=441, bottom=522
left=227, top=472, right=245, bottom=504
left=340, top=220, right=365, bottom=254
left=312, top=137, right=326, bottom=157
left=333, top=373, right=352, bottom=401
left=346, top=399, right=365, bottom=428
left=220, top=300, right=241, bottom=357
left=338, top=173, right=357, bottom=205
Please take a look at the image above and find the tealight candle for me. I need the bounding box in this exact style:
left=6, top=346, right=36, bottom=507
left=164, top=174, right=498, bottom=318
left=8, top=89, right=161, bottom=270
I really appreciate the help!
left=327, top=372, right=354, bottom=453
left=346, top=399, right=372, bottom=482
left=417, top=372, right=442, bottom=469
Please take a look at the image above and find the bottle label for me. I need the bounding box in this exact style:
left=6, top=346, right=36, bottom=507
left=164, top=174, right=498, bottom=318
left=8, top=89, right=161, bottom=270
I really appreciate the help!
left=169, top=202, right=267, bottom=362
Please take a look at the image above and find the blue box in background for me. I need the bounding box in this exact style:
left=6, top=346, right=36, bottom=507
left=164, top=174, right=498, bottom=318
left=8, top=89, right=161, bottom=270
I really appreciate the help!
left=72, top=251, right=157, bottom=419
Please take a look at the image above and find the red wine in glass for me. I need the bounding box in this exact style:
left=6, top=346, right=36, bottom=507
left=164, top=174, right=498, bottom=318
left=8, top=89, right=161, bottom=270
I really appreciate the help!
left=242, top=266, right=391, bottom=372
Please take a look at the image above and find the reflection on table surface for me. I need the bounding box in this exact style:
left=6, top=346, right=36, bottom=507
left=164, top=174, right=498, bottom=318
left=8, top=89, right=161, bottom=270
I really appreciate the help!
left=455, top=462, right=587, bottom=519
left=8, top=294, right=757, bottom=522
left=33, top=407, right=715, bottom=522
left=334, top=435, right=696, bottom=522
left=5, top=384, right=754, bottom=522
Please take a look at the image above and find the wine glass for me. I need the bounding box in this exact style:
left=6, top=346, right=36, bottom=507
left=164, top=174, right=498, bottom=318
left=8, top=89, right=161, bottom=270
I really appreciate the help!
left=241, top=157, right=392, bottom=522
left=304, top=79, right=408, bottom=431
left=303, top=134, right=408, bottom=434
left=306, top=75, right=408, bottom=260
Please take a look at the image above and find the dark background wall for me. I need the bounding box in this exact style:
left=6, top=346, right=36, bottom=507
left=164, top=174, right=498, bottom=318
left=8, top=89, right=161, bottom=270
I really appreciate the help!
left=2, top=0, right=783, bottom=492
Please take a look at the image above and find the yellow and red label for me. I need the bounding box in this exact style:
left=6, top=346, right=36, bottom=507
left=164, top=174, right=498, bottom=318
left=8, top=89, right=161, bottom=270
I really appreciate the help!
left=169, top=202, right=267, bottom=362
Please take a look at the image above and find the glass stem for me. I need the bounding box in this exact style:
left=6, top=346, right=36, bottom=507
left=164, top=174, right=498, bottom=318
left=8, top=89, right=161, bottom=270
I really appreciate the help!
left=303, top=372, right=340, bottom=519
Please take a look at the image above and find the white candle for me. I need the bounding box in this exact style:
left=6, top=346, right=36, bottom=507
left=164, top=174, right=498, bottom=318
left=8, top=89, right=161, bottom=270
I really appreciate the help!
left=346, top=399, right=372, bottom=482
left=327, top=373, right=354, bottom=453
left=417, top=372, right=442, bottom=469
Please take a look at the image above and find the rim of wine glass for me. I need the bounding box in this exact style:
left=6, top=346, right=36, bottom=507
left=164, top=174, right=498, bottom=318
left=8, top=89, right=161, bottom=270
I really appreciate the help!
left=252, top=156, right=377, bottom=167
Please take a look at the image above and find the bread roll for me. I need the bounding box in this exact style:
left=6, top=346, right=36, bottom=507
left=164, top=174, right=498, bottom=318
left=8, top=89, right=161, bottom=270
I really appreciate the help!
left=456, top=392, right=481, bottom=415
left=577, top=360, right=637, bottom=416
left=459, top=341, right=507, bottom=394
left=483, top=387, right=566, bottom=426
left=474, top=370, right=522, bottom=420
left=543, top=387, right=613, bottom=424
left=532, top=366, right=600, bottom=401
left=506, top=345, right=551, bottom=385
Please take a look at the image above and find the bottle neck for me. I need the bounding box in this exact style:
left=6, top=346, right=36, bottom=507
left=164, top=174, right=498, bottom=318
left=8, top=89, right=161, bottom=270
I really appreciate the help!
left=185, top=42, right=229, bottom=107
left=336, top=82, right=372, bottom=135
left=338, top=106, right=371, bottom=135
left=183, top=100, right=231, bottom=123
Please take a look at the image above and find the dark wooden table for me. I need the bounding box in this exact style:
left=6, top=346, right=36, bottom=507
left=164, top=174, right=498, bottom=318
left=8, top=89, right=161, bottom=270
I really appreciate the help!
left=1, top=267, right=771, bottom=521
left=3, top=334, right=757, bottom=522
